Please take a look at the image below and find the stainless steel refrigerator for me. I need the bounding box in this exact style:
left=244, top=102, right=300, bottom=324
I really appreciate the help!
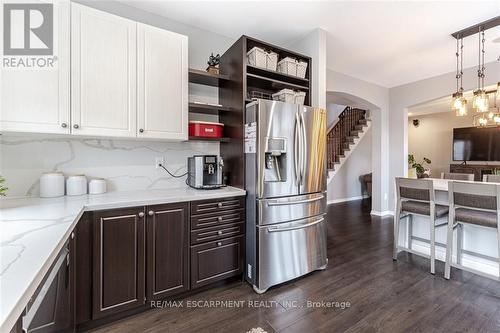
left=245, top=99, right=328, bottom=294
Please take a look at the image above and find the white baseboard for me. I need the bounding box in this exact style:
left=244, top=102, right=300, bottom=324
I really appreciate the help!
left=327, top=195, right=369, bottom=205
left=370, top=210, right=394, bottom=216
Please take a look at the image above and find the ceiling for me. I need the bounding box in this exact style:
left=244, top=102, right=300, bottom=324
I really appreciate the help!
left=122, top=1, right=500, bottom=88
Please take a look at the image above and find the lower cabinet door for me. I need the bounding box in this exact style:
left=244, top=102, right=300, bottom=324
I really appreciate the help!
left=92, top=207, right=145, bottom=319
left=146, top=203, right=189, bottom=300
left=191, top=236, right=244, bottom=289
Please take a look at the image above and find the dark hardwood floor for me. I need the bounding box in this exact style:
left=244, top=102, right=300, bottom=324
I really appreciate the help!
left=90, top=199, right=500, bottom=333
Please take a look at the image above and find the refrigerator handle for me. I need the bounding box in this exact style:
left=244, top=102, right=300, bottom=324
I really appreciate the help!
left=294, top=112, right=301, bottom=185
left=300, top=111, right=307, bottom=186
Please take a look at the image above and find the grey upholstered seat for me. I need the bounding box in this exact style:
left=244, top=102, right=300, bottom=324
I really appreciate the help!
left=441, top=173, right=474, bottom=181
left=483, top=174, right=500, bottom=183
left=401, top=200, right=448, bottom=217
left=455, top=208, right=497, bottom=228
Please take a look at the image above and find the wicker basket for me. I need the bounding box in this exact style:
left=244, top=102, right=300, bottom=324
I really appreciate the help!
left=247, top=47, right=267, bottom=69
left=296, top=60, right=308, bottom=79
left=266, top=51, right=278, bottom=71
left=277, top=57, right=297, bottom=76
left=295, top=91, right=306, bottom=105
left=272, top=89, right=295, bottom=103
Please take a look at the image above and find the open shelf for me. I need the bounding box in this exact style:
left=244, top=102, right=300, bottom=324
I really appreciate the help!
left=189, top=102, right=233, bottom=115
left=189, top=68, right=229, bottom=87
left=188, top=136, right=231, bottom=143
left=247, top=73, right=310, bottom=92
left=246, top=65, right=309, bottom=87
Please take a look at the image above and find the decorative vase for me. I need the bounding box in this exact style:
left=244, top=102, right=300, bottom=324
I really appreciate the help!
left=206, top=65, right=219, bottom=75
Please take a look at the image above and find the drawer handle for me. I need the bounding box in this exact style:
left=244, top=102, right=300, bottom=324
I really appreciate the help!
left=218, top=202, right=223, bottom=208
left=218, top=230, right=223, bottom=235
left=138, top=212, right=145, bottom=218
left=148, top=210, right=154, bottom=216
left=218, top=217, right=223, bottom=222
left=217, top=242, right=222, bottom=247
left=267, top=217, right=324, bottom=233
left=267, top=195, right=324, bottom=206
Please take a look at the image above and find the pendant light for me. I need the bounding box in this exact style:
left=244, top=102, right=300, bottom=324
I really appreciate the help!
left=451, top=36, right=467, bottom=116
left=472, top=27, right=489, bottom=113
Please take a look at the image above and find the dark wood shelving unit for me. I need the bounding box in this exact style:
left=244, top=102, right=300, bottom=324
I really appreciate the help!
left=188, top=136, right=231, bottom=143
left=219, top=35, right=313, bottom=188
left=188, top=103, right=233, bottom=115
left=188, top=68, right=229, bottom=87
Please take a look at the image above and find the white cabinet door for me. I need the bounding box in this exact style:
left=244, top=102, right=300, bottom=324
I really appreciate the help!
left=71, top=3, right=136, bottom=137
left=137, top=23, right=188, bottom=140
left=0, top=0, right=70, bottom=134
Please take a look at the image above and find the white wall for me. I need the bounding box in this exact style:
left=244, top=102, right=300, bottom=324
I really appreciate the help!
left=328, top=127, right=372, bottom=203
left=326, top=103, right=346, bottom=129
left=0, top=1, right=234, bottom=198
left=288, top=29, right=327, bottom=108
left=408, top=111, right=500, bottom=178
left=326, top=69, right=390, bottom=215
left=389, top=61, right=500, bottom=211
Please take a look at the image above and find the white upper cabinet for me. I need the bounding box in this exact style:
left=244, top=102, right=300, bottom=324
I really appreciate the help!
left=71, top=3, right=137, bottom=137
left=0, top=0, right=70, bottom=134
left=137, top=24, right=188, bottom=140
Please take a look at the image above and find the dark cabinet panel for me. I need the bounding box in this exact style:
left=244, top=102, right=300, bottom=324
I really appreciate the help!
left=190, top=197, right=244, bottom=215
left=23, top=240, right=73, bottom=333
left=190, top=209, right=245, bottom=230
left=146, top=203, right=189, bottom=300
left=191, top=236, right=244, bottom=289
left=75, top=212, right=92, bottom=324
left=92, top=207, right=145, bottom=319
left=191, top=221, right=245, bottom=245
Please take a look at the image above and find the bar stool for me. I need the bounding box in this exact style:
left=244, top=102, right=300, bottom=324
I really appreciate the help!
left=444, top=181, right=500, bottom=281
left=441, top=172, right=474, bottom=181
left=483, top=174, right=500, bottom=183
left=393, top=178, right=449, bottom=274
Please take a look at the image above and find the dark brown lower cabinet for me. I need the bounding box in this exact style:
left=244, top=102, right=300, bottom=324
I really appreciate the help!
left=191, top=235, right=244, bottom=289
left=146, top=203, right=189, bottom=300
left=92, top=207, right=145, bottom=319
left=22, top=239, right=73, bottom=333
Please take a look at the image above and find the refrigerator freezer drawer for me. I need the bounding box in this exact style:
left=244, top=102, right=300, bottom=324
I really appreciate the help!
left=258, top=192, right=326, bottom=225
left=257, top=215, right=327, bottom=292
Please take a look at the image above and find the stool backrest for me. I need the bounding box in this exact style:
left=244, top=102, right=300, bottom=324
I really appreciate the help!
left=483, top=174, right=500, bottom=183
left=396, top=177, right=434, bottom=203
left=441, top=172, right=474, bottom=181
left=449, top=181, right=499, bottom=212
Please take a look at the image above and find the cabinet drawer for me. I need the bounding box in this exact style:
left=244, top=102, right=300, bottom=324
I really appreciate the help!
left=191, top=209, right=245, bottom=230
left=190, top=197, right=245, bottom=216
left=190, top=236, right=244, bottom=289
left=191, top=222, right=245, bottom=245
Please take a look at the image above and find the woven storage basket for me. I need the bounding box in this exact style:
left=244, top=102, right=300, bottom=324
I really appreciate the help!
left=296, top=60, right=308, bottom=79
left=247, top=47, right=267, bottom=68
left=266, top=51, right=278, bottom=71
left=295, top=91, right=306, bottom=105
left=272, top=89, right=295, bottom=103
left=277, top=57, right=298, bottom=76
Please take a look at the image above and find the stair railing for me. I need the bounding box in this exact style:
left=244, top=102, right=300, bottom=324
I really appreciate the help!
left=327, top=107, right=366, bottom=170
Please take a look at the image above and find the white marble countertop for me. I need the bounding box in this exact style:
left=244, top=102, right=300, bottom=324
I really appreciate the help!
left=0, top=186, right=246, bottom=333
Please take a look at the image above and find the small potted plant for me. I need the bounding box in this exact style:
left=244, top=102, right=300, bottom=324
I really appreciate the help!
left=0, top=175, right=8, bottom=196
left=408, top=154, right=432, bottom=178
left=206, top=53, right=221, bottom=75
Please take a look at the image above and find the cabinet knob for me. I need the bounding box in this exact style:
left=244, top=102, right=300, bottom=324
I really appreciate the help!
left=218, top=217, right=223, bottom=222
left=217, top=242, right=222, bottom=247
left=61, top=123, right=68, bottom=128
left=139, top=128, right=144, bottom=133
left=148, top=210, right=154, bottom=216
left=73, top=124, right=79, bottom=129
left=218, top=202, right=223, bottom=208
left=71, top=232, right=75, bottom=239
left=138, top=212, right=145, bottom=218
left=217, top=230, right=223, bottom=235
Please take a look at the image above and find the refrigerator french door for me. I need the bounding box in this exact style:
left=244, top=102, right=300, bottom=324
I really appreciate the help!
left=245, top=99, right=328, bottom=293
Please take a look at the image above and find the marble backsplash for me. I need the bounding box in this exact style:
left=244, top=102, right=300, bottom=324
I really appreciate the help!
left=0, top=135, right=219, bottom=198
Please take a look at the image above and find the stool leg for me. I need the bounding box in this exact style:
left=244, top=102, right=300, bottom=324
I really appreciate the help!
left=457, top=224, right=463, bottom=266
left=393, top=202, right=401, bottom=261
left=444, top=212, right=454, bottom=280
left=430, top=214, right=436, bottom=275
left=408, top=214, right=413, bottom=250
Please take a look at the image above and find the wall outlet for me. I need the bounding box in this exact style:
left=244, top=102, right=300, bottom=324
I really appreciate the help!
left=155, top=157, right=165, bottom=169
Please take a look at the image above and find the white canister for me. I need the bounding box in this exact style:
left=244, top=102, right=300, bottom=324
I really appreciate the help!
left=66, top=175, right=87, bottom=196
left=39, top=172, right=65, bottom=198
left=88, top=178, right=107, bottom=195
